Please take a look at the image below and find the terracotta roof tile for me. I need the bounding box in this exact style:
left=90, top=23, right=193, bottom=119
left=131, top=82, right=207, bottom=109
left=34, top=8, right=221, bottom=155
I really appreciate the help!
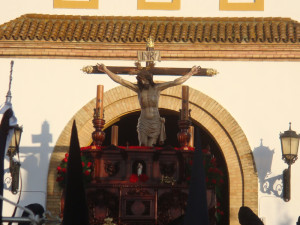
left=188, top=23, right=196, bottom=43
left=89, top=22, right=98, bottom=42
left=226, top=23, right=233, bottom=42
left=142, top=23, right=151, bottom=41
left=195, top=24, right=203, bottom=42
left=219, top=23, right=226, bottom=42
left=128, top=22, right=137, bottom=42
left=0, top=14, right=300, bottom=44
left=43, top=20, right=53, bottom=41
left=11, top=20, right=22, bottom=40
left=97, top=21, right=106, bottom=42
left=66, top=21, right=76, bottom=41
left=263, top=22, right=272, bottom=42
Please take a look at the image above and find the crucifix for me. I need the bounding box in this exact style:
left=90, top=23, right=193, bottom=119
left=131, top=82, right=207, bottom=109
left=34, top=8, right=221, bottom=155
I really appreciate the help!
left=82, top=40, right=217, bottom=76
left=82, top=37, right=217, bottom=147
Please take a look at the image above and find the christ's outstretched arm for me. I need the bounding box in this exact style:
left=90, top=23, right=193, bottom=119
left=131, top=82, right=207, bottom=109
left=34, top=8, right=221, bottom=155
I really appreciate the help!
left=156, top=66, right=201, bottom=91
left=97, top=63, right=139, bottom=93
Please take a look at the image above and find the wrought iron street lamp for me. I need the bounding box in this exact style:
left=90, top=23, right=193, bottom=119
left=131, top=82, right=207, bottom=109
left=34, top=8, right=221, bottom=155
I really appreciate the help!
left=3, top=60, right=23, bottom=194
left=7, top=125, right=23, bottom=158
left=6, top=124, right=23, bottom=194
left=280, top=122, right=300, bottom=202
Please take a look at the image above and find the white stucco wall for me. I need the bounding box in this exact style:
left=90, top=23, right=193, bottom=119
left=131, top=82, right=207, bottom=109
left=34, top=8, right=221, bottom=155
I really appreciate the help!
left=1, top=0, right=300, bottom=224
left=1, top=59, right=300, bottom=224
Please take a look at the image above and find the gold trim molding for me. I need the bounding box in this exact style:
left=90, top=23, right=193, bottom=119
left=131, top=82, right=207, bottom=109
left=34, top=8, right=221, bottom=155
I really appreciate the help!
left=54, top=0, right=98, bottom=9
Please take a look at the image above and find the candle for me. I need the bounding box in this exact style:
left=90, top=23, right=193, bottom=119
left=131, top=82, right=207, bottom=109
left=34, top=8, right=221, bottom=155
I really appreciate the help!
left=181, top=85, right=189, bottom=120
left=96, top=85, right=104, bottom=119
left=111, top=125, right=119, bottom=146
left=188, top=126, right=194, bottom=148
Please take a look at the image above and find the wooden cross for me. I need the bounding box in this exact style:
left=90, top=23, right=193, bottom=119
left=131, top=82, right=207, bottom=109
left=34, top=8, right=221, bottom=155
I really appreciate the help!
left=82, top=37, right=218, bottom=76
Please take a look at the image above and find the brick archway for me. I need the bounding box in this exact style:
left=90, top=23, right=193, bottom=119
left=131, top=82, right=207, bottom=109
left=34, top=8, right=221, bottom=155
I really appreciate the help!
left=47, top=85, right=257, bottom=224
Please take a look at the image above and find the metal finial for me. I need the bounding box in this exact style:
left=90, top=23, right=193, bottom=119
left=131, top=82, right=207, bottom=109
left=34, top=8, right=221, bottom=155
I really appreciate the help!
left=289, top=122, right=292, bottom=130
left=81, top=65, right=94, bottom=74
left=146, top=36, right=154, bottom=48
left=206, top=68, right=219, bottom=76
left=5, top=60, right=14, bottom=104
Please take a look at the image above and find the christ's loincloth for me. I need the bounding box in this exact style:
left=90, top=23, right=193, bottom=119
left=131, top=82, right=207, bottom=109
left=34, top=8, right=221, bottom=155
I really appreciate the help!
left=137, top=115, right=166, bottom=145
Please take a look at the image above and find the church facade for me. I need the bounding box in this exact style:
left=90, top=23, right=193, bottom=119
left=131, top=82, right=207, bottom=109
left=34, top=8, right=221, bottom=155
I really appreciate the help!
left=0, top=0, right=300, bottom=224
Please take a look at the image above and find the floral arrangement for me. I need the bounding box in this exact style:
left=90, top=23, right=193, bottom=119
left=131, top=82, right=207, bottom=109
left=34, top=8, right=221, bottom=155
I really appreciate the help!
left=103, top=217, right=116, bottom=225
left=56, top=153, right=93, bottom=189
left=129, top=173, right=149, bottom=183
left=185, top=148, right=225, bottom=221
left=202, top=149, right=224, bottom=191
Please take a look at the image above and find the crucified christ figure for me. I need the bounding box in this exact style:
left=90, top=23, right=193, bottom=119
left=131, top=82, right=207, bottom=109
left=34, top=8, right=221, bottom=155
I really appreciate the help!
left=97, top=64, right=201, bottom=147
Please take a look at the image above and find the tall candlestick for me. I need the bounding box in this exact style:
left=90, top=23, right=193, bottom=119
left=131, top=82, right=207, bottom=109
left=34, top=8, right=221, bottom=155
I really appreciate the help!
left=96, top=85, right=104, bottom=119
left=111, top=125, right=119, bottom=146
left=181, top=85, right=189, bottom=120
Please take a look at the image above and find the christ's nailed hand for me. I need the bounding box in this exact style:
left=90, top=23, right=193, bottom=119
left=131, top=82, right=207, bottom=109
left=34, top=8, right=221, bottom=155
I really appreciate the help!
left=97, top=63, right=106, bottom=73
left=190, top=66, right=201, bottom=75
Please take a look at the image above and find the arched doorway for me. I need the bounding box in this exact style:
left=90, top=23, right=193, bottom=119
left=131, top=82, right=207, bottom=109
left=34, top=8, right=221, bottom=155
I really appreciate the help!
left=102, top=109, right=229, bottom=224
left=47, top=85, right=257, bottom=225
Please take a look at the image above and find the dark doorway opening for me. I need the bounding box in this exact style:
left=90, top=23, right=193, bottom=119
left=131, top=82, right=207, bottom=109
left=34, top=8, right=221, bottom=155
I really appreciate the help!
left=102, top=109, right=229, bottom=224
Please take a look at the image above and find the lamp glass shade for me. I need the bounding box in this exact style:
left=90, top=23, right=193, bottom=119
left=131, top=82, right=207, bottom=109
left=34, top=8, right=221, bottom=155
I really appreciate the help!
left=280, top=126, right=300, bottom=165
left=281, top=137, right=299, bottom=158
left=9, top=133, right=17, bottom=148
left=14, top=126, right=22, bottom=147
left=8, top=126, right=22, bottom=154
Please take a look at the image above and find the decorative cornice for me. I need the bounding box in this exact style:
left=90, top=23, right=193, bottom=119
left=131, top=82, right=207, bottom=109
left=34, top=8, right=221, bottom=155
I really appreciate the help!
left=0, top=14, right=300, bottom=44
left=0, top=14, right=300, bottom=61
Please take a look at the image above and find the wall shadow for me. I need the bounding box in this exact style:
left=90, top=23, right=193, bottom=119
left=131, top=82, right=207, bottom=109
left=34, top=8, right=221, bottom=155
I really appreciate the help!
left=3, top=120, right=54, bottom=216
left=252, top=139, right=283, bottom=198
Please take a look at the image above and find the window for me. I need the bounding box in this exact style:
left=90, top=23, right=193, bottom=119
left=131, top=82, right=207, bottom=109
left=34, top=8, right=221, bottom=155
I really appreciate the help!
left=220, top=0, right=263, bottom=11
left=137, top=0, right=180, bottom=10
